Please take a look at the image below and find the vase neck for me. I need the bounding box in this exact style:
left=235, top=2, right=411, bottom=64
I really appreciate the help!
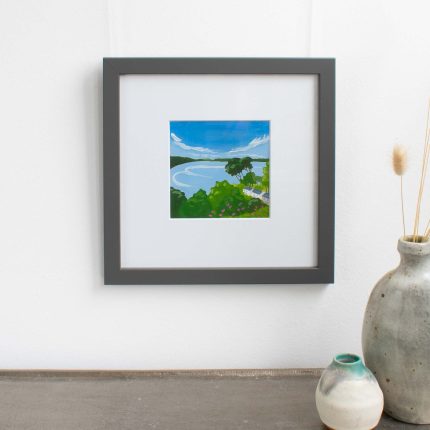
left=399, top=254, right=430, bottom=270
left=398, top=238, right=430, bottom=271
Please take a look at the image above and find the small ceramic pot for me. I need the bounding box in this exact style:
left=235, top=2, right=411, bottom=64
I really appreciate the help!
left=315, top=353, right=383, bottom=430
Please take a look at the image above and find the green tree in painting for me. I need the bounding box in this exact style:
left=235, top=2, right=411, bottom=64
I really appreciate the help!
left=224, top=158, right=244, bottom=181
left=254, top=175, right=263, bottom=185
left=261, top=161, right=270, bottom=192
left=241, top=156, right=253, bottom=173
left=170, top=187, right=186, bottom=217
left=225, top=157, right=255, bottom=181
left=181, top=189, right=211, bottom=218
left=241, top=172, right=257, bottom=186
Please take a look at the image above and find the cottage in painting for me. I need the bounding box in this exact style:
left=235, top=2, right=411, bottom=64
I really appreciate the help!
left=243, top=187, right=270, bottom=205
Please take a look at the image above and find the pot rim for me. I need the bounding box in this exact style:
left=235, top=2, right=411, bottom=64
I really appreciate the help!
left=398, top=236, right=430, bottom=256
left=333, top=353, right=362, bottom=366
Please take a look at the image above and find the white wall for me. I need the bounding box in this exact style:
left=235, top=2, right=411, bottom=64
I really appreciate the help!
left=1, top=0, right=430, bottom=369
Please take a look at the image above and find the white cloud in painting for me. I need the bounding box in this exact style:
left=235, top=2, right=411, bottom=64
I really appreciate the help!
left=170, top=133, right=183, bottom=143
left=228, top=134, right=269, bottom=154
left=170, top=133, right=216, bottom=154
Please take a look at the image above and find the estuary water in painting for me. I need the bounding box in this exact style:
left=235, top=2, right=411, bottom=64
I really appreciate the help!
left=171, top=161, right=266, bottom=198
left=170, top=121, right=270, bottom=219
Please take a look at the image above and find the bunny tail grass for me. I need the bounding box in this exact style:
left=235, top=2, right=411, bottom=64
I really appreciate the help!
left=392, top=145, right=408, bottom=238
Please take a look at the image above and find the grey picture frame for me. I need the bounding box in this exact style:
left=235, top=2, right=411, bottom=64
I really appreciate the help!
left=103, top=58, right=335, bottom=285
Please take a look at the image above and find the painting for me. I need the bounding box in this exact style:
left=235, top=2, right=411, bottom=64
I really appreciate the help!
left=170, top=120, right=270, bottom=219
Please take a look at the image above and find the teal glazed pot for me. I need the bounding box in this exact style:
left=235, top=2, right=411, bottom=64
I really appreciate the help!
left=315, top=353, right=383, bottom=430
left=363, top=237, right=430, bottom=423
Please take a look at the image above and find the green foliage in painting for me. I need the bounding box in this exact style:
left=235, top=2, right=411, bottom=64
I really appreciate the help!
left=236, top=205, right=269, bottom=218
left=241, top=172, right=257, bottom=186
left=207, top=180, right=250, bottom=217
left=170, top=187, right=187, bottom=217
left=224, top=158, right=244, bottom=181
left=224, top=157, right=255, bottom=181
left=170, top=156, right=195, bottom=168
left=180, top=189, right=211, bottom=218
left=262, top=161, right=270, bottom=192
left=248, top=198, right=263, bottom=212
left=241, top=156, right=253, bottom=173
left=170, top=158, right=269, bottom=219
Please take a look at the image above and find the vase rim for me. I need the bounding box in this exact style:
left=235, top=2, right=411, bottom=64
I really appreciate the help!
left=398, top=236, right=430, bottom=256
left=333, top=353, right=362, bottom=366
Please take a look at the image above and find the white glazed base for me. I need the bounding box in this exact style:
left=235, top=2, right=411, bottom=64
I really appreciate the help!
left=316, top=379, right=383, bottom=430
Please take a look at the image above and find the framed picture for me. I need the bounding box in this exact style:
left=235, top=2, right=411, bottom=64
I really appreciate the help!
left=103, top=58, right=335, bottom=284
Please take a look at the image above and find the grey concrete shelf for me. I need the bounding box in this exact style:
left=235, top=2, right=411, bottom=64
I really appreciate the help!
left=0, top=369, right=427, bottom=429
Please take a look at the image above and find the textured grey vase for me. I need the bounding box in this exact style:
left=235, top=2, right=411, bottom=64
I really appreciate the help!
left=362, top=237, right=430, bottom=424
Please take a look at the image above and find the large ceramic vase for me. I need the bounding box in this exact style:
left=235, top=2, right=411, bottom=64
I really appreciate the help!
left=315, top=353, right=383, bottom=430
left=362, top=237, right=430, bottom=424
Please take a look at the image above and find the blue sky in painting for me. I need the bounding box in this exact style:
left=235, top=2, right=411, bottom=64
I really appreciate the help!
left=170, top=121, right=270, bottom=159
